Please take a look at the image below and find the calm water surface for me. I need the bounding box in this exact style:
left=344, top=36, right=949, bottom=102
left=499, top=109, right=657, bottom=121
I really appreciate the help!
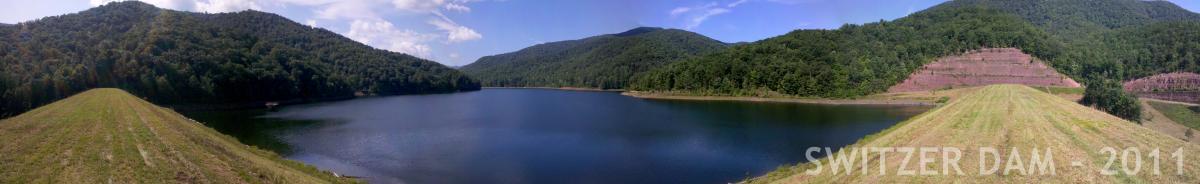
left=188, top=89, right=930, bottom=184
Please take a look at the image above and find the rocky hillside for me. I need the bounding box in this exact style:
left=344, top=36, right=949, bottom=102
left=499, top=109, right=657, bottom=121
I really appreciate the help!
left=1125, top=72, right=1200, bottom=103
left=888, top=48, right=1080, bottom=92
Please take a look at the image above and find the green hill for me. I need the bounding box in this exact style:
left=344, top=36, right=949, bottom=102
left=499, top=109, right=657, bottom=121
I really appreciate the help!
left=930, top=0, right=1200, bottom=42
left=0, top=1, right=479, bottom=117
left=630, top=6, right=1062, bottom=98
left=631, top=0, right=1200, bottom=98
left=460, top=27, right=727, bottom=89
left=749, top=85, right=1200, bottom=183
left=0, top=88, right=356, bottom=183
left=930, top=0, right=1200, bottom=80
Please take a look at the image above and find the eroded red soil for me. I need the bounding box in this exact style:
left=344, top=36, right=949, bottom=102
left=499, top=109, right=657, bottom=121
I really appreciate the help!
left=1124, top=72, right=1200, bottom=103
left=887, top=48, right=1080, bottom=93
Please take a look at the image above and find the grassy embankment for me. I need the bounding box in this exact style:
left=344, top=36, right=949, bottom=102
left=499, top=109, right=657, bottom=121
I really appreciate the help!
left=1148, top=100, right=1200, bottom=130
left=748, top=85, right=1200, bottom=183
left=1139, top=99, right=1199, bottom=144
left=0, top=88, right=357, bottom=183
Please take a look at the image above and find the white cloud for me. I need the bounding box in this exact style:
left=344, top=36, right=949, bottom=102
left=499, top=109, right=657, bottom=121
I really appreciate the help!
left=347, top=19, right=437, bottom=58
left=764, top=0, right=824, bottom=4
left=669, top=7, right=691, bottom=17
left=314, top=0, right=378, bottom=20
left=305, top=19, right=317, bottom=26
left=728, top=0, right=750, bottom=8
left=392, top=0, right=447, bottom=13
left=196, top=0, right=261, bottom=12
left=429, top=12, right=482, bottom=43
left=686, top=8, right=729, bottom=29
left=444, top=3, right=471, bottom=12
left=670, top=1, right=742, bottom=30
left=271, top=0, right=339, bottom=6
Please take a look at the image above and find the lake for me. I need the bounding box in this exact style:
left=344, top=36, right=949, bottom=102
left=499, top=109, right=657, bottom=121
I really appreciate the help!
left=186, top=89, right=930, bottom=184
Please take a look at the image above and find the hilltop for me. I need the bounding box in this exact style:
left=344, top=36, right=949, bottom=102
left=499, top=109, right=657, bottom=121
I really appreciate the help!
left=749, top=85, right=1200, bottom=183
left=0, top=88, right=356, bottom=183
left=460, top=27, right=728, bottom=89
left=0, top=1, right=479, bottom=117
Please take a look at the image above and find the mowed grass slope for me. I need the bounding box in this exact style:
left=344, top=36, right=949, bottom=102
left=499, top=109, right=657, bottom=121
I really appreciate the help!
left=751, top=85, right=1200, bottom=183
left=0, top=88, right=356, bottom=183
left=1148, top=101, right=1200, bottom=130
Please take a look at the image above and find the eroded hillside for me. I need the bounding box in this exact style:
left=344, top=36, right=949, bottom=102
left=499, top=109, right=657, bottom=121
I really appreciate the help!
left=888, top=48, right=1080, bottom=92
left=1125, top=72, right=1200, bottom=104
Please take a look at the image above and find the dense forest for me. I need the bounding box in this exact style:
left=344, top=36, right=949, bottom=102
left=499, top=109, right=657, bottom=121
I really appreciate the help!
left=631, top=0, right=1200, bottom=99
left=0, top=2, right=479, bottom=117
left=460, top=27, right=728, bottom=89
left=630, top=7, right=1063, bottom=97
left=933, top=0, right=1200, bottom=43
left=933, top=0, right=1200, bottom=81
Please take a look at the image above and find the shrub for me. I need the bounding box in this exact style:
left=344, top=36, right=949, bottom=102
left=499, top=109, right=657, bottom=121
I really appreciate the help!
left=935, top=97, right=951, bottom=104
left=1081, top=79, right=1143, bottom=122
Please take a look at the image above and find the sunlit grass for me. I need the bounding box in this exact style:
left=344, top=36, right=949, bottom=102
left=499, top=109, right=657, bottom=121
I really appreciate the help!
left=0, top=88, right=358, bottom=183
left=746, top=85, right=1200, bottom=184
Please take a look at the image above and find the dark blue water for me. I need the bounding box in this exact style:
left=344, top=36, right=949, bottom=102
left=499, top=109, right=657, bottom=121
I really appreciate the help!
left=189, top=89, right=929, bottom=184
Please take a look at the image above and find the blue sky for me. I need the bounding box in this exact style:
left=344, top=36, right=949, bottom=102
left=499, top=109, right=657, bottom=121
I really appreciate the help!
left=1, top=0, right=1198, bottom=66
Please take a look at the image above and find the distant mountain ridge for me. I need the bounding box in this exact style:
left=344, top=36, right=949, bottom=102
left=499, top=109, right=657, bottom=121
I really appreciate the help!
left=0, top=1, right=479, bottom=117
left=460, top=27, right=728, bottom=89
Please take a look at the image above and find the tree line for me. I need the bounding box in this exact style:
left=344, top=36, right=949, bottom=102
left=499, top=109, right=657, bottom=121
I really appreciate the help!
left=630, top=7, right=1063, bottom=98
left=460, top=27, right=728, bottom=89
left=0, top=2, right=479, bottom=117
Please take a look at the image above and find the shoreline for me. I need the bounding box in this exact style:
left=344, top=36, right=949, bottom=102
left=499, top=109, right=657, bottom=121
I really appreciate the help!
left=621, top=91, right=936, bottom=106
left=482, top=86, right=626, bottom=92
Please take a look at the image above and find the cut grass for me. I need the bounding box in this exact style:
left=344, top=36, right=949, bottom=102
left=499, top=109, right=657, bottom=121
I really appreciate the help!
left=1034, top=86, right=1085, bottom=95
left=1148, top=101, right=1200, bottom=130
left=0, top=88, right=358, bottom=183
left=746, top=85, right=1200, bottom=183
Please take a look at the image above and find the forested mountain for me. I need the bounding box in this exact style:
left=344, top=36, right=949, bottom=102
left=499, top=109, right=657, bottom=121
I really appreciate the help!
left=460, top=27, right=727, bottom=89
left=0, top=1, right=479, bottom=117
left=932, top=0, right=1200, bottom=42
left=631, top=7, right=1062, bottom=97
left=631, top=0, right=1200, bottom=98
left=931, top=0, right=1200, bottom=80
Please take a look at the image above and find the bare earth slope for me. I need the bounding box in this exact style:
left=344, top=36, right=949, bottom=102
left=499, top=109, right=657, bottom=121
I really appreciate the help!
left=888, top=48, right=1080, bottom=92
left=1124, top=72, right=1200, bottom=104
left=0, top=88, right=356, bottom=183
left=752, top=85, right=1199, bottom=183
